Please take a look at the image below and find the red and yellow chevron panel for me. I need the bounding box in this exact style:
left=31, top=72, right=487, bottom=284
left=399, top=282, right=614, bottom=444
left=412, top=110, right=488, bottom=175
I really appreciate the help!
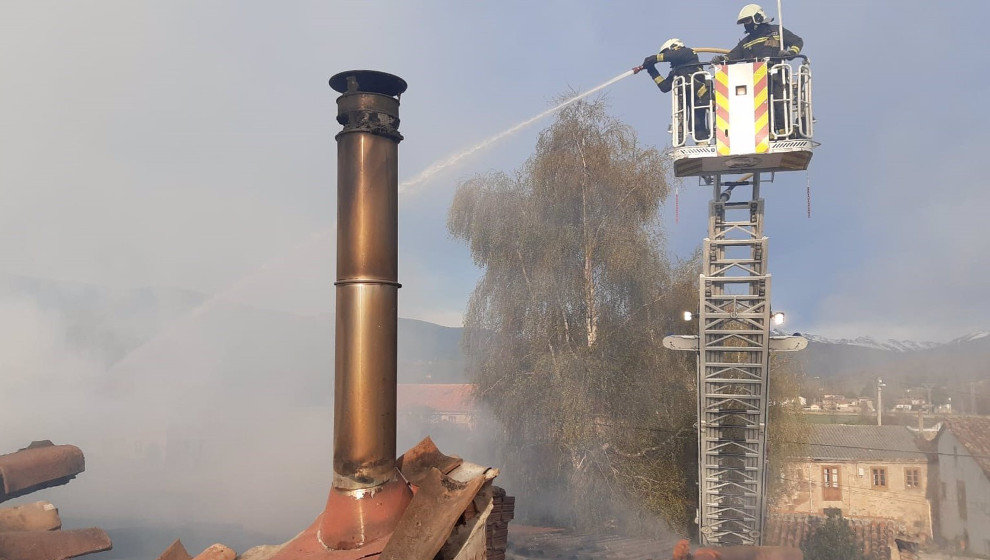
left=714, top=65, right=730, bottom=156
left=753, top=62, right=769, bottom=153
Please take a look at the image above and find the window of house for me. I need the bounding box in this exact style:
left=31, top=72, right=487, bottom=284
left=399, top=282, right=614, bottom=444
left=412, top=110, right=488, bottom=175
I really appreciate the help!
left=871, top=467, right=887, bottom=489
left=822, top=466, right=841, bottom=501
left=905, top=468, right=921, bottom=489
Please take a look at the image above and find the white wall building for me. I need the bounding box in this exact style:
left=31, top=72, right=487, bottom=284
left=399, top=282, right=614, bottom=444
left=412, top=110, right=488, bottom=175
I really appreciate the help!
left=935, top=417, right=990, bottom=557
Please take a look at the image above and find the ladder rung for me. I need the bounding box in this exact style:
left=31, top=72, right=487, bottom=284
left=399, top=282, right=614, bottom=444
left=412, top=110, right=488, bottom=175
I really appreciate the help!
left=709, top=239, right=763, bottom=246
left=704, top=408, right=761, bottom=414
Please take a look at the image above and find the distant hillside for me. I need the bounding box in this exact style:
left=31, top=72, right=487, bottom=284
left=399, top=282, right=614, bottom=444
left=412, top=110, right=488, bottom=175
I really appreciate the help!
left=0, top=274, right=468, bottom=405
left=789, top=331, right=990, bottom=411
left=2, top=272, right=984, bottom=407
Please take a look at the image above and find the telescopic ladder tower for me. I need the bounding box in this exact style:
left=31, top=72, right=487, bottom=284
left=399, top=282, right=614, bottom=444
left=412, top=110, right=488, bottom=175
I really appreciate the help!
left=662, top=56, right=816, bottom=546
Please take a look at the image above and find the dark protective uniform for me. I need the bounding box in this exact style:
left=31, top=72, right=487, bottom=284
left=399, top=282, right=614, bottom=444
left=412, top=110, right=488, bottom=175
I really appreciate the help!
left=727, top=22, right=803, bottom=60
left=642, top=47, right=711, bottom=141
left=727, top=23, right=804, bottom=136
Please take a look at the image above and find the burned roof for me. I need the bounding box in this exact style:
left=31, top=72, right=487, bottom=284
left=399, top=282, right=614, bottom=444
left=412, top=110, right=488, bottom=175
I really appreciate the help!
left=941, top=416, right=990, bottom=479
left=801, top=425, right=927, bottom=462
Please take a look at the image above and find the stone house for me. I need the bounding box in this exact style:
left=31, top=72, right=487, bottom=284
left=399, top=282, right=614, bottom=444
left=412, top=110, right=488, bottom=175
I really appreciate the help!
left=933, top=416, right=990, bottom=557
left=772, top=424, right=933, bottom=541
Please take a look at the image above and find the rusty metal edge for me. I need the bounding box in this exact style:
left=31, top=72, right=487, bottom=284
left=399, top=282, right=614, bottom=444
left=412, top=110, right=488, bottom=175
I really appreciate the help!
left=379, top=467, right=486, bottom=560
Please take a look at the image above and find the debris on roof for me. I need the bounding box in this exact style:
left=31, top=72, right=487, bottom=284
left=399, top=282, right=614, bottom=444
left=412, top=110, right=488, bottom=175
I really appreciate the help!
left=191, top=543, right=237, bottom=560
left=0, top=501, right=61, bottom=531
left=172, top=437, right=512, bottom=560
left=155, top=539, right=193, bottom=560
left=0, top=527, right=111, bottom=560
left=0, top=441, right=111, bottom=560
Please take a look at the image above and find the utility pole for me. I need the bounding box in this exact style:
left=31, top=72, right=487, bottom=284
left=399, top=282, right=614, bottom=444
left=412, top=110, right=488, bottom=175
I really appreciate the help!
left=877, top=378, right=886, bottom=426
left=971, top=382, right=978, bottom=415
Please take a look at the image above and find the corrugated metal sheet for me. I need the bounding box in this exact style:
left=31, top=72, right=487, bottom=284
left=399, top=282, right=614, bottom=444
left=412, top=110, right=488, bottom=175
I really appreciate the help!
left=801, top=425, right=926, bottom=462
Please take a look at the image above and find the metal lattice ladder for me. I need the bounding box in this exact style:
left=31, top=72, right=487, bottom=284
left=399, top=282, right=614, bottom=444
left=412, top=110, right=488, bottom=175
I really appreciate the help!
left=662, top=173, right=807, bottom=547
left=696, top=173, right=771, bottom=546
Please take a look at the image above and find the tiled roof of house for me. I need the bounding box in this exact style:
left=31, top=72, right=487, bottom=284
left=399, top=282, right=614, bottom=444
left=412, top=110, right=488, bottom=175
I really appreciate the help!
left=765, top=513, right=906, bottom=560
left=802, top=425, right=927, bottom=462
left=941, top=416, right=990, bottom=480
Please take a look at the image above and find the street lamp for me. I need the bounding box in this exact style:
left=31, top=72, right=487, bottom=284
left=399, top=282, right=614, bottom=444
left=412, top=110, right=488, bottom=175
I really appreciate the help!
left=683, top=311, right=693, bottom=321
left=772, top=311, right=786, bottom=326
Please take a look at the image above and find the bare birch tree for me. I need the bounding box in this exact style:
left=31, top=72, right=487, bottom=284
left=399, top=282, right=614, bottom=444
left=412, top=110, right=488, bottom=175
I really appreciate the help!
left=448, top=98, right=702, bottom=531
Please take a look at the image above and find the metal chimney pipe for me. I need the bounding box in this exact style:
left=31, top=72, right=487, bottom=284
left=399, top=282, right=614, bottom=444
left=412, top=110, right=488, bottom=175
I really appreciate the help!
left=319, top=70, right=411, bottom=551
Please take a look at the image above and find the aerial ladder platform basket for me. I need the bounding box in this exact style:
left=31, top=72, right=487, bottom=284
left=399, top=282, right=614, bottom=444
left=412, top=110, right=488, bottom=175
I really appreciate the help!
left=663, top=55, right=815, bottom=547
left=669, top=56, right=815, bottom=177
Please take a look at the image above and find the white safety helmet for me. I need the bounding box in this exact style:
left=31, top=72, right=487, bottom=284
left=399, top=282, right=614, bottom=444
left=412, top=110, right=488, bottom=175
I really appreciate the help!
left=660, top=38, right=685, bottom=53
left=736, top=3, right=769, bottom=25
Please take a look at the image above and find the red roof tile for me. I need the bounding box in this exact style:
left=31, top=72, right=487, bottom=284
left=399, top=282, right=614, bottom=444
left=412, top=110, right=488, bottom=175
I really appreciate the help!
left=765, top=513, right=907, bottom=560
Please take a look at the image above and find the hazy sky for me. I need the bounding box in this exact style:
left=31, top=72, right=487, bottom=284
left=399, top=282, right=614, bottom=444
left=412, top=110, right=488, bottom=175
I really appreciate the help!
left=1, top=1, right=987, bottom=340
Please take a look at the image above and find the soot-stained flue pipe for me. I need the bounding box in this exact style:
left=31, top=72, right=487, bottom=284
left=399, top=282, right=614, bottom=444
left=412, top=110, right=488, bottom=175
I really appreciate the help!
left=319, top=70, right=411, bottom=551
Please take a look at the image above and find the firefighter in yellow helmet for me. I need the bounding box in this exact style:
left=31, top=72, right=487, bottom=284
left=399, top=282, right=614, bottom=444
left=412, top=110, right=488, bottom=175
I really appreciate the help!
left=635, top=38, right=711, bottom=142
left=727, top=3, right=803, bottom=61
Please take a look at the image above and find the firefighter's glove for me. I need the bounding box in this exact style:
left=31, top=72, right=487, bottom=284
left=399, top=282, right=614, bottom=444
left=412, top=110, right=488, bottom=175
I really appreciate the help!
left=711, top=55, right=726, bottom=65
left=642, top=55, right=657, bottom=68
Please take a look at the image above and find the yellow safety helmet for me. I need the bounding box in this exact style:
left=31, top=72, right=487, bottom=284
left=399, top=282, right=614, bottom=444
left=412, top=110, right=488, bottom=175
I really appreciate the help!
left=736, top=4, right=769, bottom=25
left=660, top=38, right=684, bottom=53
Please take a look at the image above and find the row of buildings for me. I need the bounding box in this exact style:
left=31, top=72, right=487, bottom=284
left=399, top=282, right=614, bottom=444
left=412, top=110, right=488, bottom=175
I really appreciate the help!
left=770, top=418, right=990, bottom=558
left=801, top=394, right=953, bottom=415
left=397, top=383, right=990, bottom=557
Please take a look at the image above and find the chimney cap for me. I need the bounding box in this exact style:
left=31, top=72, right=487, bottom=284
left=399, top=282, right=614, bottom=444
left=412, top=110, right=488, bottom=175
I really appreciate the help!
left=329, top=70, right=407, bottom=97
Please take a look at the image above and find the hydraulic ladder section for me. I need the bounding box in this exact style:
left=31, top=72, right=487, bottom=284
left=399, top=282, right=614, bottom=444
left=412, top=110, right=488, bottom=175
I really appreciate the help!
left=697, top=173, right=771, bottom=546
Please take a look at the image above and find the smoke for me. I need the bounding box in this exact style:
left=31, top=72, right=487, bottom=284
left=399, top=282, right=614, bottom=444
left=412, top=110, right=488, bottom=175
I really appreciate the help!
left=0, top=272, right=338, bottom=554
left=0, top=273, right=517, bottom=558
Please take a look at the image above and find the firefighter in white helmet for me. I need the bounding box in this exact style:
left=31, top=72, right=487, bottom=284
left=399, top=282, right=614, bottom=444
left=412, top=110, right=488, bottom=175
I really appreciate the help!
left=724, top=4, right=804, bottom=137
left=635, top=38, right=711, bottom=141
left=727, top=3, right=803, bottom=61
